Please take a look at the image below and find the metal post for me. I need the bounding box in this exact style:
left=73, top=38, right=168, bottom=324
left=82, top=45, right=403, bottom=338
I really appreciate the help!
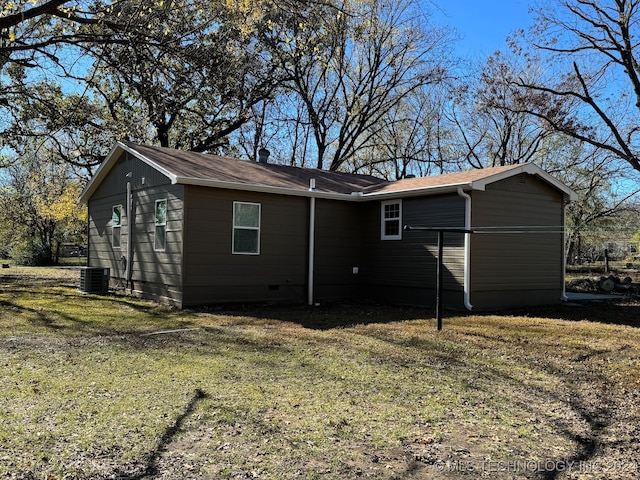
left=436, top=230, right=444, bottom=331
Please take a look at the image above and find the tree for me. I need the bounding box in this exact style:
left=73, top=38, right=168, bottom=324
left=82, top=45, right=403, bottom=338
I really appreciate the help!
left=0, top=150, right=87, bottom=264
left=83, top=0, right=283, bottom=153
left=342, top=83, right=454, bottom=179
left=449, top=51, right=554, bottom=169
left=511, top=0, right=640, bottom=175
left=268, top=0, right=451, bottom=171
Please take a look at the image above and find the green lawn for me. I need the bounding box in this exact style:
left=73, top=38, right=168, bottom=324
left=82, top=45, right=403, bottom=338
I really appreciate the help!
left=1, top=267, right=639, bottom=479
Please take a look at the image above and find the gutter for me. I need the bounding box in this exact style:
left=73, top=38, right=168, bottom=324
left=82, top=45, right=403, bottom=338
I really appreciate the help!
left=457, top=187, right=473, bottom=311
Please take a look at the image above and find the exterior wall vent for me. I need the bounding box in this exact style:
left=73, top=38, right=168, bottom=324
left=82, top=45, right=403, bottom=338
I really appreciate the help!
left=79, top=267, right=110, bottom=294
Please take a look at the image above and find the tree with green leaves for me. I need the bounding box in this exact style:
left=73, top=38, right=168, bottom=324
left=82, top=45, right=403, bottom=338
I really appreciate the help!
left=2, top=0, right=296, bottom=169
left=0, top=149, right=87, bottom=264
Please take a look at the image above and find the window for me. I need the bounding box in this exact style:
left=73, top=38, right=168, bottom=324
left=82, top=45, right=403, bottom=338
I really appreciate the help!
left=233, top=202, right=261, bottom=254
left=154, top=199, right=167, bottom=251
left=381, top=200, right=402, bottom=240
left=112, top=205, right=122, bottom=248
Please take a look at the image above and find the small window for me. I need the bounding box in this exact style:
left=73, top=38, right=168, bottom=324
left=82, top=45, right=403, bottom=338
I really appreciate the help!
left=233, top=202, right=261, bottom=254
left=381, top=200, right=402, bottom=240
left=154, top=199, right=167, bottom=251
left=112, top=205, right=122, bottom=248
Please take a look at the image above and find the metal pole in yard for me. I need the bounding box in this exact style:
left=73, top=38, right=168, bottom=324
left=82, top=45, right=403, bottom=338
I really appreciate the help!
left=404, top=226, right=473, bottom=332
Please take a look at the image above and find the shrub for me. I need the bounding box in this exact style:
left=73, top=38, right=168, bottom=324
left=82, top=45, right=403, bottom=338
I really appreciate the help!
left=11, top=241, right=52, bottom=266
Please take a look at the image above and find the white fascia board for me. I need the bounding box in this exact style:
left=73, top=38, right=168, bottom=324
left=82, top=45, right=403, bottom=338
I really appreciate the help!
left=175, top=176, right=358, bottom=201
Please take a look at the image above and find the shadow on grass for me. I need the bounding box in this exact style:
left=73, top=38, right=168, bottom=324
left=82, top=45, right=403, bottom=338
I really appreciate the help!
left=197, top=300, right=436, bottom=330
left=0, top=286, right=188, bottom=336
left=119, top=388, right=208, bottom=480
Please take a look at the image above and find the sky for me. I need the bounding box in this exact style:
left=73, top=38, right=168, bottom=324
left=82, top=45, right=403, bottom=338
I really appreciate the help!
left=427, top=0, right=535, bottom=59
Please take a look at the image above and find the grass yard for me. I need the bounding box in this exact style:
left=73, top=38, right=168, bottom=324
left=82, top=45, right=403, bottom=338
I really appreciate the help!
left=1, top=268, right=640, bottom=479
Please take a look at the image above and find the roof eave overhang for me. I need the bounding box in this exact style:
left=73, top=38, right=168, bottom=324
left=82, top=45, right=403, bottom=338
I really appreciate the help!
left=80, top=144, right=578, bottom=204
left=78, top=142, right=124, bottom=204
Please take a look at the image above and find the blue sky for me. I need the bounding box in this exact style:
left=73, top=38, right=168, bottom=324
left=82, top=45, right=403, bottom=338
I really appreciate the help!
left=428, top=0, right=535, bottom=58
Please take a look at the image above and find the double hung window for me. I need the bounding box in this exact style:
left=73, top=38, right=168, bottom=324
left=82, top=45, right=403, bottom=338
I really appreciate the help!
left=112, top=205, right=123, bottom=248
left=233, top=202, right=261, bottom=254
left=154, top=199, right=167, bottom=251
left=381, top=200, right=402, bottom=240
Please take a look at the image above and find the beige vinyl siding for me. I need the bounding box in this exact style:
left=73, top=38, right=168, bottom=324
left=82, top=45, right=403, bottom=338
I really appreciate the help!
left=470, top=174, right=564, bottom=309
left=360, top=194, right=466, bottom=307
left=181, top=186, right=308, bottom=305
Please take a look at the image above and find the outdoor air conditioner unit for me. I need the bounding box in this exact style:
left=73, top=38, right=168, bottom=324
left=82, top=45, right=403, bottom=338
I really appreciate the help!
left=79, top=267, right=110, bottom=294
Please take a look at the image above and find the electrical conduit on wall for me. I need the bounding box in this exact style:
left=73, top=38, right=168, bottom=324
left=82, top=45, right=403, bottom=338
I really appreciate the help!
left=125, top=176, right=134, bottom=288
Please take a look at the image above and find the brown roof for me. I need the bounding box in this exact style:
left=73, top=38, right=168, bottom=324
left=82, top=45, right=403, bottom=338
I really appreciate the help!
left=364, top=164, right=526, bottom=193
left=79, top=142, right=577, bottom=203
left=126, top=142, right=387, bottom=194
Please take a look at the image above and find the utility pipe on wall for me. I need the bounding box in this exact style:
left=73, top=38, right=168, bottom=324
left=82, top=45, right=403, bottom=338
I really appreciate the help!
left=125, top=173, right=134, bottom=289
left=308, top=179, right=316, bottom=306
left=457, top=187, right=473, bottom=311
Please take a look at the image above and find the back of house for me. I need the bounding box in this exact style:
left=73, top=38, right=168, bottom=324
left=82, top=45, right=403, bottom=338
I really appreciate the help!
left=80, top=142, right=577, bottom=311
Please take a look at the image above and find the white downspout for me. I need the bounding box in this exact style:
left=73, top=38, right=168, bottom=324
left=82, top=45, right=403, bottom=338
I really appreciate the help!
left=457, top=187, right=473, bottom=311
left=308, top=179, right=316, bottom=306
left=561, top=200, right=569, bottom=301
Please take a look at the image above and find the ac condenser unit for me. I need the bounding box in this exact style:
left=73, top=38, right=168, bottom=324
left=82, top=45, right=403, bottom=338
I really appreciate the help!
left=79, top=267, right=110, bottom=294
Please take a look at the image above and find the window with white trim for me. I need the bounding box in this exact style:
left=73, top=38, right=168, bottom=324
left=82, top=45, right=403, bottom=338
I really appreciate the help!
left=381, top=200, right=402, bottom=240
left=112, top=205, right=122, bottom=248
left=233, top=202, right=261, bottom=254
left=154, top=199, right=167, bottom=251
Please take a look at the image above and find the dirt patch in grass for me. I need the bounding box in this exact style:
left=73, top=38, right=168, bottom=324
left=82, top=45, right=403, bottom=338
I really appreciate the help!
left=1, top=268, right=640, bottom=479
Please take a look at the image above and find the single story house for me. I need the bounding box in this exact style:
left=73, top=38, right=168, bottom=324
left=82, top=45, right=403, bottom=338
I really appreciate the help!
left=79, top=141, right=578, bottom=310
